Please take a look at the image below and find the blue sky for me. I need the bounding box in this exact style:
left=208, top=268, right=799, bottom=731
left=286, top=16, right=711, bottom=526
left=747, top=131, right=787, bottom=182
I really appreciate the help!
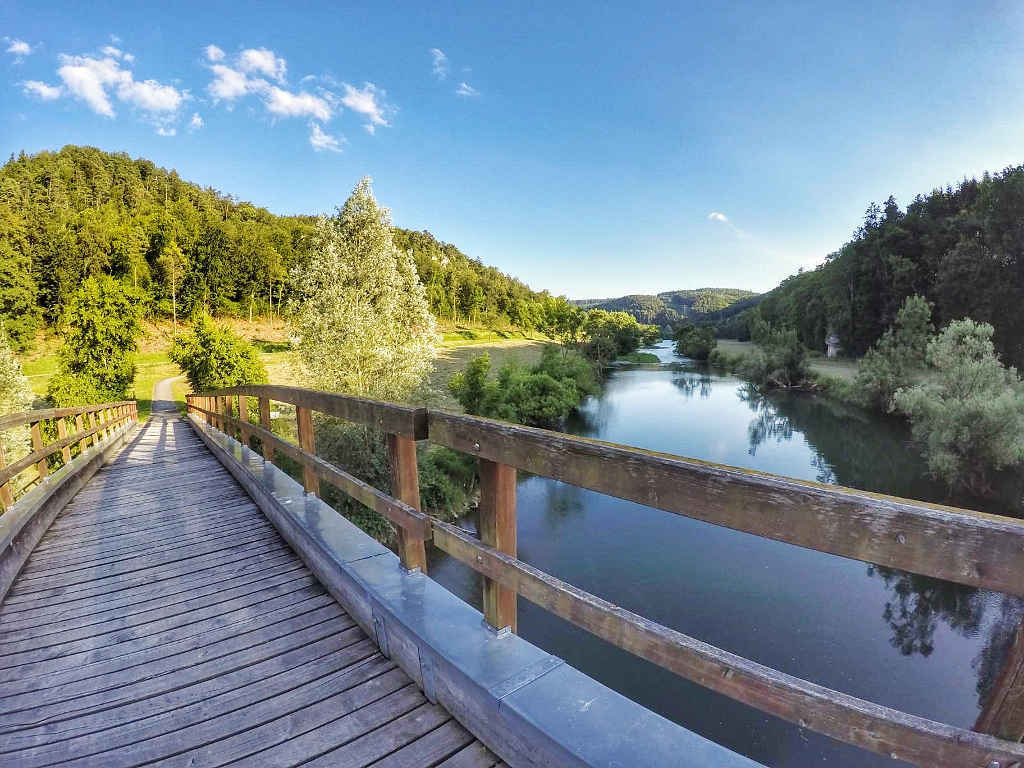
left=3, top=1, right=1024, bottom=299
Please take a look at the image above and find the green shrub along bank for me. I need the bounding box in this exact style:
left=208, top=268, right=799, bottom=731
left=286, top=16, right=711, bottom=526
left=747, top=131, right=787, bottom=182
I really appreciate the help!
left=707, top=298, right=1024, bottom=495
left=449, top=346, right=600, bottom=429
left=170, top=314, right=267, bottom=392
left=674, top=323, right=717, bottom=360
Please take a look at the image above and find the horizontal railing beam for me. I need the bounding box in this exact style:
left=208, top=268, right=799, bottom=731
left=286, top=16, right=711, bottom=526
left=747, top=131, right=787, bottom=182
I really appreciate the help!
left=428, top=410, right=1024, bottom=597
left=0, top=402, right=134, bottom=432
left=187, top=404, right=429, bottom=540
left=192, top=385, right=427, bottom=439
left=429, top=519, right=1024, bottom=767
left=0, top=414, right=132, bottom=487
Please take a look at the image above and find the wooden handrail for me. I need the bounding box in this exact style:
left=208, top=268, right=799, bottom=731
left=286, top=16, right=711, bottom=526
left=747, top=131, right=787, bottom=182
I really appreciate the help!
left=430, top=519, right=1024, bottom=767
left=0, top=401, right=135, bottom=432
left=0, top=401, right=137, bottom=509
left=428, top=410, right=1024, bottom=598
left=194, top=385, right=426, bottom=438
left=185, top=385, right=1024, bottom=766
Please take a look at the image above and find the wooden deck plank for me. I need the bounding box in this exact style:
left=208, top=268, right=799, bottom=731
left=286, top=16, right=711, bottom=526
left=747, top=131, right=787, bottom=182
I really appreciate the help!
left=435, top=741, right=501, bottom=768
left=0, top=414, right=497, bottom=768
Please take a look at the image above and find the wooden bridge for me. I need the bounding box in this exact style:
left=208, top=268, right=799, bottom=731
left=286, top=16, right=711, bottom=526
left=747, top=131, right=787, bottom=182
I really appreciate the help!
left=1, top=387, right=1023, bottom=767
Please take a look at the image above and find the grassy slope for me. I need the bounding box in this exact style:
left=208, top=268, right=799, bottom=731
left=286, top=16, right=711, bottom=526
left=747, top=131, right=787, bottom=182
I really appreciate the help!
left=20, top=319, right=550, bottom=418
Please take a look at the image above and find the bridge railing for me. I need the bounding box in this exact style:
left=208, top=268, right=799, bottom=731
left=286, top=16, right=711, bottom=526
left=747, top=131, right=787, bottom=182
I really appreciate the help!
left=186, top=385, right=1024, bottom=767
left=0, top=401, right=138, bottom=512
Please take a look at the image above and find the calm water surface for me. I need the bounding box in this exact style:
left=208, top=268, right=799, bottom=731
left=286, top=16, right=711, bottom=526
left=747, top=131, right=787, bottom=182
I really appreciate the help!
left=428, top=341, right=1024, bottom=767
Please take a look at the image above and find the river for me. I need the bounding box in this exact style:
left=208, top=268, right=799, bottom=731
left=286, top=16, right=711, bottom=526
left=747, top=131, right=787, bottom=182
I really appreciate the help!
left=428, top=340, right=1024, bottom=767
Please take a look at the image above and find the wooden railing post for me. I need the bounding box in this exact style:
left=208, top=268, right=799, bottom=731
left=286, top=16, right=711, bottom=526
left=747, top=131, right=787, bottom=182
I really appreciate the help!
left=387, top=434, right=428, bottom=573
left=30, top=421, right=48, bottom=480
left=56, top=418, right=71, bottom=465
left=74, top=414, right=85, bottom=454
left=976, top=621, right=1024, bottom=741
left=259, top=397, right=274, bottom=463
left=237, top=395, right=250, bottom=447
left=478, top=458, right=517, bottom=632
left=295, top=406, right=319, bottom=495
left=0, top=441, right=13, bottom=509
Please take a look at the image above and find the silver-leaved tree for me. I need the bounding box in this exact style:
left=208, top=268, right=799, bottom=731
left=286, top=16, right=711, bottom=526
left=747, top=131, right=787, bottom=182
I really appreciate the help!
left=289, top=177, right=436, bottom=402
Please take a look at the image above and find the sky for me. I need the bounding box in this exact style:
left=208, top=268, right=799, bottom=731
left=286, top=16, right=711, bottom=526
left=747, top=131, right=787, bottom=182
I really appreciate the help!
left=3, top=1, right=1024, bottom=299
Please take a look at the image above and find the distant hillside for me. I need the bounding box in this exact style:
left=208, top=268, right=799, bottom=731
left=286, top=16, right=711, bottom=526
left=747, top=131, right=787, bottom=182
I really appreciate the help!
left=573, top=288, right=759, bottom=328
left=0, top=145, right=553, bottom=349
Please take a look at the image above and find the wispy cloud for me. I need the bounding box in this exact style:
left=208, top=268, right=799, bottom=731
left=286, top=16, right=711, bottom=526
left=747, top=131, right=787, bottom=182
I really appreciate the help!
left=341, top=82, right=392, bottom=133
left=50, top=51, right=186, bottom=132
left=205, top=44, right=225, bottom=62
left=429, top=48, right=448, bottom=80
left=264, top=85, right=330, bottom=121
left=188, top=112, right=203, bottom=131
left=238, top=47, right=286, bottom=82
left=708, top=211, right=752, bottom=240
left=455, top=81, right=479, bottom=97
left=156, top=126, right=176, bottom=136
left=22, top=80, right=61, bottom=100
left=309, top=122, right=343, bottom=152
left=5, top=38, right=32, bottom=57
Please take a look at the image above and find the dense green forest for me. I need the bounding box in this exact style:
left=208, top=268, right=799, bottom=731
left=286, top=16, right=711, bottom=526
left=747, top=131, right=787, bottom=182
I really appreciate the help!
left=0, top=146, right=553, bottom=349
left=574, top=288, right=757, bottom=328
left=719, top=167, right=1024, bottom=367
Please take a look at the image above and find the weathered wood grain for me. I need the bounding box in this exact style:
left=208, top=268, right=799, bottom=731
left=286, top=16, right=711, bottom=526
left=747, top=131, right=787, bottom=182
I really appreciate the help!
left=193, top=384, right=428, bottom=438
left=430, top=410, right=1024, bottom=597
left=431, top=519, right=1024, bottom=767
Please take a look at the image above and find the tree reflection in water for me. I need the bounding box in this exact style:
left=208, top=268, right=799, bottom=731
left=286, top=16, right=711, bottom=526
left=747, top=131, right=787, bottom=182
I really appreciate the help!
left=737, top=384, right=1024, bottom=708
left=671, top=372, right=712, bottom=400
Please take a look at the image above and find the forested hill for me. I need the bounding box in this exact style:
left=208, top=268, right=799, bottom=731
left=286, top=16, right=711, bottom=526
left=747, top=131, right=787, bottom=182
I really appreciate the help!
left=720, top=165, right=1024, bottom=368
left=574, top=288, right=759, bottom=328
left=0, top=145, right=552, bottom=349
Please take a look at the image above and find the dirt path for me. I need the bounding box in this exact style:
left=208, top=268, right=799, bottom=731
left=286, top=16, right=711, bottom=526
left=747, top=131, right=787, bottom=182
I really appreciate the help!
left=152, top=375, right=183, bottom=415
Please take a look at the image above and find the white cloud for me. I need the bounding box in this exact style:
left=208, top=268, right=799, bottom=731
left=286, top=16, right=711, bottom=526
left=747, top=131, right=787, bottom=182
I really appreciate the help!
left=341, top=82, right=391, bottom=133
left=110, top=34, right=121, bottom=44
left=263, top=85, right=330, bottom=121
left=6, top=39, right=31, bottom=57
left=205, top=44, right=225, bottom=62
left=55, top=53, right=185, bottom=121
left=101, top=45, right=123, bottom=58
left=309, top=122, right=343, bottom=152
left=455, top=82, right=479, bottom=97
left=22, top=80, right=62, bottom=100
left=238, top=47, right=286, bottom=82
left=189, top=112, right=203, bottom=130
left=708, top=212, right=728, bottom=223
left=156, top=126, right=176, bottom=136
left=430, top=48, right=448, bottom=79
left=208, top=64, right=254, bottom=102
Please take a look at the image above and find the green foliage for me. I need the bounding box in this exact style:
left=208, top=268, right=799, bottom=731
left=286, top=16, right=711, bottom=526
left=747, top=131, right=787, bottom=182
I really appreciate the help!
left=449, top=348, right=597, bottom=428
left=417, top=445, right=477, bottom=522
left=170, top=314, right=267, bottom=392
left=722, top=169, right=1024, bottom=368
left=1, top=146, right=557, bottom=352
left=742, top=323, right=809, bottom=388
left=580, top=309, right=658, bottom=365
left=393, top=228, right=554, bottom=330
left=289, top=177, right=437, bottom=402
left=46, top=275, right=142, bottom=406
left=893, top=319, right=1024, bottom=493
left=854, top=295, right=933, bottom=410
left=673, top=323, right=717, bottom=360
left=0, top=326, right=33, bottom=462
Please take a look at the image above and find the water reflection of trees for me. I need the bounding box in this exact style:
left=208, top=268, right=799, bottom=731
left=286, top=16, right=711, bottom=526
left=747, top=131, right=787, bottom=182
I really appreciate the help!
left=737, top=386, right=1024, bottom=705
left=672, top=372, right=712, bottom=400
left=866, top=566, right=985, bottom=657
